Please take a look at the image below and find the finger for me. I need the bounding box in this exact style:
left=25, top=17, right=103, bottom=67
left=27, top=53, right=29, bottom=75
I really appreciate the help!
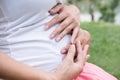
left=49, top=3, right=63, bottom=15
left=77, top=44, right=89, bottom=64
left=45, top=12, right=67, bottom=30
left=71, top=27, right=79, bottom=44
left=74, top=30, right=82, bottom=43
left=81, top=30, right=91, bottom=49
left=50, top=17, right=72, bottom=39
left=81, top=30, right=87, bottom=48
left=75, top=40, right=85, bottom=65
left=81, top=40, right=87, bottom=49
left=62, top=54, right=67, bottom=61
left=56, top=23, right=75, bottom=42
left=61, top=44, right=70, bottom=54
left=66, top=45, right=76, bottom=61
left=76, top=40, right=82, bottom=58
left=74, top=30, right=85, bottom=48
left=76, top=41, right=88, bottom=64
left=83, top=45, right=89, bottom=56
left=86, top=55, right=90, bottom=61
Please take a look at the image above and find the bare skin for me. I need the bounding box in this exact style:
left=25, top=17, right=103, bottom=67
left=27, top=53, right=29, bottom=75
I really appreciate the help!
left=47, top=4, right=81, bottom=43
left=0, top=4, right=90, bottom=80
left=48, top=4, right=91, bottom=53
left=48, top=4, right=90, bottom=45
left=61, top=29, right=91, bottom=54
left=0, top=41, right=89, bottom=80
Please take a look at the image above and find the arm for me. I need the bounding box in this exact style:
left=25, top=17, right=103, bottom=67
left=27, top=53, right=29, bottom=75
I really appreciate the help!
left=0, top=52, right=54, bottom=80
left=0, top=41, right=89, bottom=80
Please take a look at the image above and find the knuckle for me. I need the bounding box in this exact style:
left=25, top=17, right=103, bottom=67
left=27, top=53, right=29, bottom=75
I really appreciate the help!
left=65, top=19, right=69, bottom=24
left=64, top=27, right=71, bottom=33
left=54, top=16, right=60, bottom=21
left=71, top=18, right=77, bottom=24
left=66, top=27, right=71, bottom=31
left=55, top=28, right=63, bottom=34
left=73, top=19, right=78, bottom=24
left=54, top=29, right=60, bottom=34
left=71, top=17, right=75, bottom=21
left=70, top=18, right=80, bottom=26
left=61, top=23, right=66, bottom=27
left=53, top=29, right=60, bottom=34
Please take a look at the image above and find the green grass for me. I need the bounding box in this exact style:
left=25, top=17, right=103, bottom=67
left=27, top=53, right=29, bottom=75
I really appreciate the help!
left=81, top=22, right=120, bottom=79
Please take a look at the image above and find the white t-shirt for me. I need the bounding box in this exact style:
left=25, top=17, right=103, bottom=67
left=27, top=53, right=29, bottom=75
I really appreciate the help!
left=0, top=0, right=70, bottom=71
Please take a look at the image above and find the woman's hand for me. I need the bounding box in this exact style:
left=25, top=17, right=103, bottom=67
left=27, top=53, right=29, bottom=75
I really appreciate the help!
left=46, top=4, right=80, bottom=43
left=61, top=29, right=91, bottom=54
left=0, top=43, right=88, bottom=80
left=53, top=41, right=89, bottom=80
left=75, top=29, right=91, bottom=47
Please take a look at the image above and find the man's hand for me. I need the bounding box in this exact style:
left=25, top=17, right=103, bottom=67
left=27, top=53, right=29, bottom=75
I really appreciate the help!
left=46, top=4, right=80, bottom=43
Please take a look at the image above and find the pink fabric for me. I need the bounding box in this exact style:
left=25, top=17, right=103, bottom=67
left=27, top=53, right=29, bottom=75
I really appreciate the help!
left=74, top=62, right=117, bottom=80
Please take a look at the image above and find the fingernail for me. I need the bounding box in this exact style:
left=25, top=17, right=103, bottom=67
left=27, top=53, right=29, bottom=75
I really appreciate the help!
left=50, top=34, right=54, bottom=39
left=70, top=45, right=75, bottom=51
left=86, top=45, right=89, bottom=48
left=71, top=44, right=75, bottom=48
left=78, top=40, right=80, bottom=44
left=61, top=49, right=67, bottom=53
left=45, top=25, right=49, bottom=30
left=56, top=37, right=60, bottom=42
left=87, top=55, right=90, bottom=57
left=71, top=39, right=73, bottom=44
left=51, top=9, right=54, bottom=12
left=86, top=55, right=90, bottom=59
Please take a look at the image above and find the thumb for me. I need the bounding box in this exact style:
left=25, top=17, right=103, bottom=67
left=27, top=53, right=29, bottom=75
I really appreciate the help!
left=49, top=3, right=63, bottom=15
left=65, top=45, right=76, bottom=61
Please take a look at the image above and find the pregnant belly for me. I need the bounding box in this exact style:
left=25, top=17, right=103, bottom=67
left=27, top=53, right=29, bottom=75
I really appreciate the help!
left=7, top=16, right=71, bottom=71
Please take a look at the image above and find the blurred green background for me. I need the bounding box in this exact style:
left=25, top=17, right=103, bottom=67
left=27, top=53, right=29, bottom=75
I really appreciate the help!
left=67, top=0, right=120, bottom=79
left=81, top=22, right=120, bottom=79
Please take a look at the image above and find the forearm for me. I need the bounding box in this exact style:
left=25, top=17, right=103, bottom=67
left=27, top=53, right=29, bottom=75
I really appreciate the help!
left=0, top=52, right=55, bottom=80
